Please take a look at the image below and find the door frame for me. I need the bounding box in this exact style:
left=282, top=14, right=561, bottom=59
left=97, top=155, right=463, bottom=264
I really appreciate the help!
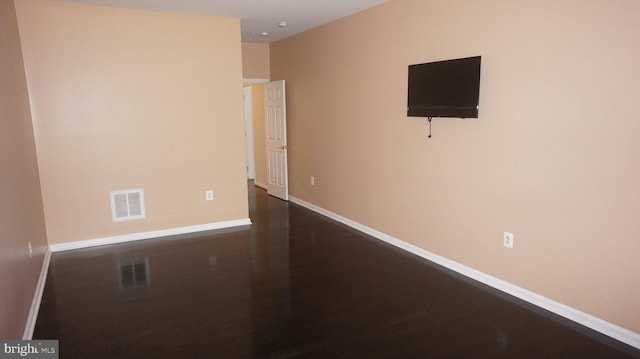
left=243, top=79, right=269, bottom=189
left=243, top=86, right=256, bottom=180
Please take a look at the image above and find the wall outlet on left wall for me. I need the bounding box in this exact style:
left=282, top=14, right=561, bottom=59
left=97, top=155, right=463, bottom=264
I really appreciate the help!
left=503, top=232, right=514, bottom=249
left=28, top=241, right=33, bottom=258
left=205, top=190, right=214, bottom=201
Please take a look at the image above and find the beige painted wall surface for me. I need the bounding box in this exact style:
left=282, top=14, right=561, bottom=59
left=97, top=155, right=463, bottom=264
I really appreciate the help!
left=271, top=0, right=640, bottom=333
left=250, top=84, right=267, bottom=187
left=0, top=0, right=49, bottom=338
left=242, top=42, right=271, bottom=80
left=15, top=0, right=248, bottom=245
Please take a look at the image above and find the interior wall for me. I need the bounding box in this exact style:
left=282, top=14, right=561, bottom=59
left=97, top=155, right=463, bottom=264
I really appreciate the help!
left=240, top=43, right=269, bottom=187
left=241, top=42, right=271, bottom=79
left=251, top=84, right=267, bottom=187
left=0, top=0, right=49, bottom=339
left=15, top=0, right=248, bottom=245
left=270, top=0, right=640, bottom=333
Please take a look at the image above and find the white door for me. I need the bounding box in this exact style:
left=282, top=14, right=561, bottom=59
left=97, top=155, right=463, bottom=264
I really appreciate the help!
left=264, top=80, right=288, bottom=200
left=243, top=86, right=256, bottom=179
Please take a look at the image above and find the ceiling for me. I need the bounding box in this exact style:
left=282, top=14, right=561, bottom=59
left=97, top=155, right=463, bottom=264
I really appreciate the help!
left=60, top=0, right=389, bottom=43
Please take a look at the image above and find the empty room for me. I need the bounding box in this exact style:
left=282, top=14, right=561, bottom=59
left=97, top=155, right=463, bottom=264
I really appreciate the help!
left=1, top=0, right=639, bottom=357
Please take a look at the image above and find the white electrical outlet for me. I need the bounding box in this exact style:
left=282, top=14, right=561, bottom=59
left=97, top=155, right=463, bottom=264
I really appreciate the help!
left=310, top=176, right=315, bottom=186
left=205, top=190, right=214, bottom=201
left=503, top=232, right=514, bottom=249
left=28, top=241, right=33, bottom=258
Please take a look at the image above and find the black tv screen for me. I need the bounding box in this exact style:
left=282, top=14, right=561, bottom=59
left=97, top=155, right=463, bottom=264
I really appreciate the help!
left=407, top=56, right=481, bottom=118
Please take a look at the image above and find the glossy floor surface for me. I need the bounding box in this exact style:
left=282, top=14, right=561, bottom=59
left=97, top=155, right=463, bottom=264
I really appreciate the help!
left=35, top=183, right=640, bottom=358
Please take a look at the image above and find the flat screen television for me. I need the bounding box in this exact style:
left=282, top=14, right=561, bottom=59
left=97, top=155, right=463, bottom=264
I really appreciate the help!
left=407, top=56, right=481, bottom=118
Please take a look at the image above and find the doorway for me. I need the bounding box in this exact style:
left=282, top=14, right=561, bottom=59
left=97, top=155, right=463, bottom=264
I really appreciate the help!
left=243, top=80, right=288, bottom=201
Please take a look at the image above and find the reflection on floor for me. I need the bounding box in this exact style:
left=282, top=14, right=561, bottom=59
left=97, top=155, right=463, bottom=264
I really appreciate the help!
left=34, top=182, right=640, bottom=358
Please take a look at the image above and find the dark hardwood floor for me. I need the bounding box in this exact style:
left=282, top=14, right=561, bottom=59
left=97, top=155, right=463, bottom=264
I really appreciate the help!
left=34, top=182, right=640, bottom=358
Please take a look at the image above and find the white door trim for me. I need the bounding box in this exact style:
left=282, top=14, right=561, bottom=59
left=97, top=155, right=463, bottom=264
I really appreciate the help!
left=243, top=86, right=256, bottom=179
left=243, top=78, right=270, bottom=84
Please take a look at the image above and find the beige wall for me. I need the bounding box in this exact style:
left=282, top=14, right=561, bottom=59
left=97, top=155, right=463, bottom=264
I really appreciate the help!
left=15, top=0, right=248, bottom=245
left=271, top=0, right=640, bottom=333
left=250, top=84, right=268, bottom=187
left=242, top=42, right=270, bottom=79
left=0, top=0, right=49, bottom=339
left=240, top=43, right=269, bottom=186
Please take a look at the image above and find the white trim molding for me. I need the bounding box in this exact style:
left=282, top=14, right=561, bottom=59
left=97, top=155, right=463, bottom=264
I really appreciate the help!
left=243, top=78, right=270, bottom=84
left=23, top=249, right=51, bottom=339
left=289, top=196, right=640, bottom=350
left=49, top=219, right=252, bottom=252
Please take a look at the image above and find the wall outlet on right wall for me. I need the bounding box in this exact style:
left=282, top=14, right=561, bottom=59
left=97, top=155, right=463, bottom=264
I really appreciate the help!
left=504, top=232, right=514, bottom=249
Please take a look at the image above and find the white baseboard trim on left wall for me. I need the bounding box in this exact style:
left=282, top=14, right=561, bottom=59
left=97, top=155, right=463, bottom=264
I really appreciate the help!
left=49, top=218, right=252, bottom=252
left=289, top=195, right=640, bottom=350
left=23, top=248, right=51, bottom=340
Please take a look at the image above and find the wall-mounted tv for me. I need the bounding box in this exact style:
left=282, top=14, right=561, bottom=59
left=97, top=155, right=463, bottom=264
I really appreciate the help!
left=407, top=56, right=481, bottom=119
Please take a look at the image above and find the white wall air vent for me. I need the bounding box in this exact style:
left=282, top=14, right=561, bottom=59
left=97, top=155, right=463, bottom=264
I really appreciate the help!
left=110, top=189, right=145, bottom=222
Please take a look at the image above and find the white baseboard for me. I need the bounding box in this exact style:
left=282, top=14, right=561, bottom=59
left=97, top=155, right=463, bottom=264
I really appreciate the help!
left=254, top=182, right=268, bottom=190
left=289, top=196, right=640, bottom=350
left=23, top=249, right=51, bottom=340
left=49, top=218, right=252, bottom=252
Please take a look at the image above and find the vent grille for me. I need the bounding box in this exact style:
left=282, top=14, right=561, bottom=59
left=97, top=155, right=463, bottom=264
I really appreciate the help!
left=110, top=189, right=145, bottom=222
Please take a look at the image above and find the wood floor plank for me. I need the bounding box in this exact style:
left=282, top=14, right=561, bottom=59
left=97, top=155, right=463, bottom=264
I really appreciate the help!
left=33, top=182, right=640, bottom=358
